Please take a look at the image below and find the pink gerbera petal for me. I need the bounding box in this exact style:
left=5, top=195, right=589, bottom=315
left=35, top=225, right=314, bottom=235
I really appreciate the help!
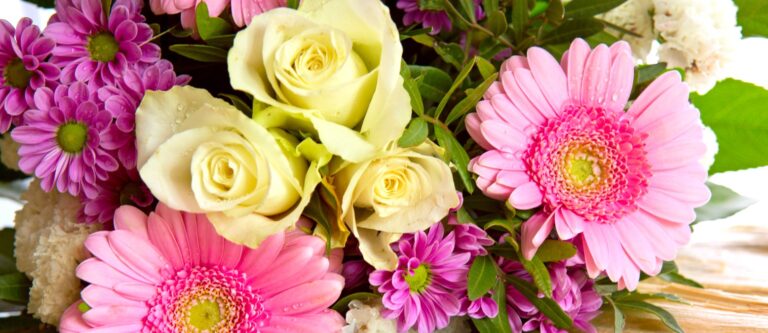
left=466, top=38, right=710, bottom=290
left=61, top=203, right=345, bottom=332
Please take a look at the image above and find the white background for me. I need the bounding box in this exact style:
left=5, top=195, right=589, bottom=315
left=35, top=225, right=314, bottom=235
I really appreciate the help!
left=0, top=2, right=766, bottom=236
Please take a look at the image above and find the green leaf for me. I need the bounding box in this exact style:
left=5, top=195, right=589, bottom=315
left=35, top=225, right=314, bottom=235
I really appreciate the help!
left=734, top=0, right=768, bottom=37
left=401, top=61, right=425, bottom=116
left=0, top=273, right=30, bottom=303
left=614, top=291, right=684, bottom=303
left=535, top=239, right=577, bottom=262
left=435, top=57, right=477, bottom=118
left=636, top=63, right=668, bottom=85
left=476, top=56, right=497, bottom=79
left=467, top=255, right=498, bottom=300
left=565, top=0, right=627, bottom=18
left=409, top=66, right=452, bottom=103
left=691, top=79, right=768, bottom=173
left=472, top=279, right=514, bottom=333
left=486, top=10, right=508, bottom=35
left=546, top=0, right=565, bottom=24
left=434, top=126, right=475, bottom=193
left=605, top=297, right=625, bottom=333
left=507, top=275, right=573, bottom=329
left=512, top=0, right=528, bottom=42
left=218, top=93, right=252, bottom=115
left=398, top=118, right=429, bottom=148
left=695, top=182, right=755, bottom=222
left=483, top=0, right=499, bottom=12
left=101, top=0, right=112, bottom=18
left=615, top=300, right=684, bottom=333
left=0, top=229, right=16, bottom=275
left=21, top=0, right=55, bottom=8
left=658, top=271, right=704, bottom=288
left=205, top=34, right=235, bottom=49
left=446, top=73, right=499, bottom=125
left=459, top=0, right=478, bottom=22
left=434, top=42, right=466, bottom=70
left=483, top=218, right=518, bottom=235
left=331, top=292, right=379, bottom=314
left=287, top=0, right=300, bottom=9
left=520, top=255, right=553, bottom=297
left=530, top=1, right=550, bottom=17
left=0, top=314, right=55, bottom=333
left=196, top=2, right=234, bottom=41
left=540, top=18, right=605, bottom=45
left=169, top=44, right=228, bottom=63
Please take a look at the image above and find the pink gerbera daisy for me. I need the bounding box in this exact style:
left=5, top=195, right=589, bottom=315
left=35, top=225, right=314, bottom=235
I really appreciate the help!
left=0, top=18, right=59, bottom=133
left=11, top=82, right=118, bottom=197
left=369, top=224, right=471, bottom=333
left=45, top=0, right=160, bottom=90
left=466, top=39, right=710, bottom=290
left=60, top=203, right=345, bottom=332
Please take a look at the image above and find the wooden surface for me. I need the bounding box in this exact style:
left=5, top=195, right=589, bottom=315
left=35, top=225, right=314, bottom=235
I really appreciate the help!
left=595, top=215, right=768, bottom=332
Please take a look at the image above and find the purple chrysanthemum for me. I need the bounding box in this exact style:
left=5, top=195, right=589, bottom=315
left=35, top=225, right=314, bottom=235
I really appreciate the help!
left=396, top=0, right=484, bottom=34
left=449, top=215, right=494, bottom=257
left=11, top=82, right=118, bottom=197
left=370, top=224, right=470, bottom=333
left=500, top=261, right=602, bottom=333
left=98, top=60, right=189, bottom=167
left=45, top=0, right=160, bottom=90
left=0, top=18, right=59, bottom=133
left=79, top=166, right=153, bottom=224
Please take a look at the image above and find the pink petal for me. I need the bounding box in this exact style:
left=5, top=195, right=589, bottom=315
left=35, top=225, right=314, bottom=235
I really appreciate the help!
left=113, top=206, right=149, bottom=240
left=501, top=55, right=529, bottom=72
left=513, top=68, right=557, bottom=118
left=554, top=208, right=585, bottom=240
left=500, top=71, right=545, bottom=125
left=264, top=279, right=344, bottom=315
left=604, top=49, right=634, bottom=111
left=479, top=119, right=527, bottom=152
left=614, top=216, right=658, bottom=274
left=564, top=38, right=591, bottom=103
left=147, top=213, right=184, bottom=270
left=81, top=285, right=145, bottom=307
left=626, top=71, right=681, bottom=122
left=521, top=211, right=555, bottom=260
left=527, top=47, right=568, bottom=113
left=238, top=231, right=285, bottom=277
left=76, top=258, right=138, bottom=289
left=638, top=191, right=697, bottom=223
left=466, top=113, right=492, bottom=150
left=82, top=305, right=147, bottom=326
left=107, top=230, right=169, bottom=283
left=507, top=181, right=542, bottom=210
left=580, top=44, right=610, bottom=108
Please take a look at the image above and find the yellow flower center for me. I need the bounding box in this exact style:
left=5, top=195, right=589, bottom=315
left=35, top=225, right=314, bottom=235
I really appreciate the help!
left=87, top=32, right=119, bottom=62
left=3, top=58, right=33, bottom=89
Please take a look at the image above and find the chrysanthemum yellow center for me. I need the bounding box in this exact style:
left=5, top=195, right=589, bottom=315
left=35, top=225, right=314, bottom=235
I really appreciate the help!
left=56, top=122, right=88, bottom=153
left=3, top=58, right=33, bottom=89
left=87, top=32, right=119, bottom=62
left=404, top=265, right=431, bottom=293
left=188, top=298, right=223, bottom=331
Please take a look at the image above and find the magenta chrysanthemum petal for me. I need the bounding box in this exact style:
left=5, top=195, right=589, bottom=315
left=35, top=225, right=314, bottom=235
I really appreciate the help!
left=0, top=18, right=59, bottom=133
left=370, top=224, right=471, bottom=333
left=467, top=39, right=710, bottom=290
left=59, top=204, right=345, bottom=332
left=11, top=82, right=117, bottom=197
left=396, top=0, right=484, bottom=35
left=501, top=261, right=602, bottom=333
left=45, top=0, right=159, bottom=91
left=79, top=166, right=153, bottom=224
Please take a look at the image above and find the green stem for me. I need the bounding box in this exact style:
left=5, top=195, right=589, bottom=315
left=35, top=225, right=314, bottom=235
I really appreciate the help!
left=443, top=0, right=514, bottom=49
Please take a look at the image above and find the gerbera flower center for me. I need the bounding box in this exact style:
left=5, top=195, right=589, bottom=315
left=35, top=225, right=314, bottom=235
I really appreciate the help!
left=144, top=266, right=270, bottom=332
left=525, top=105, right=650, bottom=223
left=56, top=122, right=88, bottom=153
left=87, top=32, right=119, bottom=62
left=404, top=264, right=431, bottom=293
left=3, top=58, right=33, bottom=89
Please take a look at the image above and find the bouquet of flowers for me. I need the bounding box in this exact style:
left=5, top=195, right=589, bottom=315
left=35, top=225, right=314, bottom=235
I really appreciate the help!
left=0, top=0, right=765, bottom=332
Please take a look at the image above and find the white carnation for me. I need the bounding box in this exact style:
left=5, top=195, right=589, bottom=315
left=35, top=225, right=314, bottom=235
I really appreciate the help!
left=653, top=0, right=741, bottom=93
left=0, top=134, right=20, bottom=171
left=342, top=299, right=398, bottom=333
left=14, top=180, right=100, bottom=326
left=599, top=0, right=655, bottom=59
left=342, top=299, right=471, bottom=333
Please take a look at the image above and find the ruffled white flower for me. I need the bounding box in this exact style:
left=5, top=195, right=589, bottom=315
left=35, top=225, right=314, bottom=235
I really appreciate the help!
left=0, top=134, right=20, bottom=171
left=14, top=180, right=101, bottom=325
left=599, top=0, right=655, bottom=59
left=652, top=0, right=741, bottom=93
left=342, top=299, right=471, bottom=333
left=342, top=299, right=397, bottom=333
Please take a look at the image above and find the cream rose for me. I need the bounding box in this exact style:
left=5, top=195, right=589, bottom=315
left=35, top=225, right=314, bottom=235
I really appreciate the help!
left=136, top=86, right=317, bottom=247
left=228, top=0, right=410, bottom=163
left=335, top=143, right=460, bottom=270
